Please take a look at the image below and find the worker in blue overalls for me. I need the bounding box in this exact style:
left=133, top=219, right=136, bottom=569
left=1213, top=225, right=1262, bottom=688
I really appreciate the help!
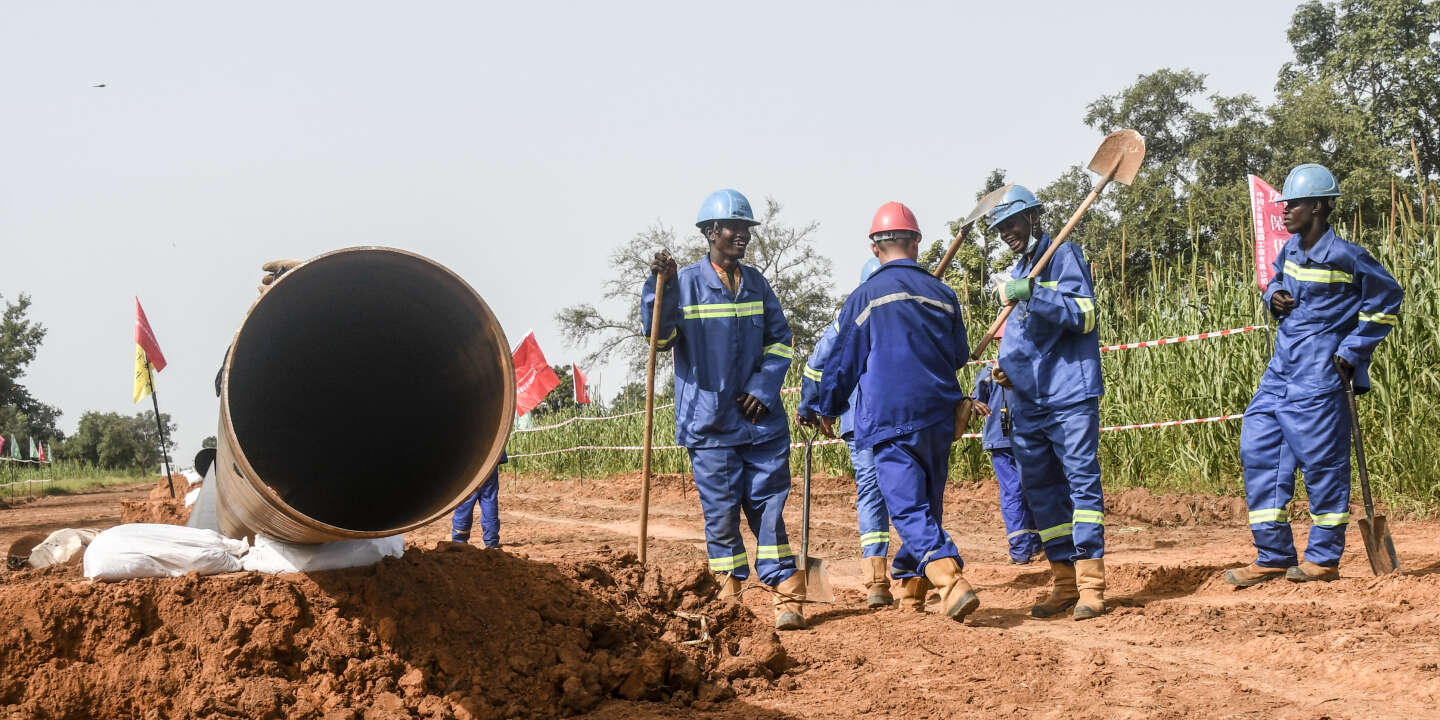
left=808, top=201, right=979, bottom=623
left=1226, top=163, right=1403, bottom=587
left=451, top=451, right=508, bottom=547
left=986, top=185, right=1107, bottom=621
left=642, top=188, right=805, bottom=630
left=799, top=257, right=895, bottom=610
left=971, top=325, right=1043, bottom=564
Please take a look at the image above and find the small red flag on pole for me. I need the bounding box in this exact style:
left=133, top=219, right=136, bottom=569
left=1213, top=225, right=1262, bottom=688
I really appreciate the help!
left=573, top=363, right=590, bottom=405
left=513, top=331, right=560, bottom=418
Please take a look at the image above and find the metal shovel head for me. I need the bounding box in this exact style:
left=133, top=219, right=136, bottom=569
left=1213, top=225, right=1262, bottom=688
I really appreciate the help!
left=803, top=556, right=834, bottom=603
left=1358, top=516, right=1401, bottom=575
left=1088, top=129, right=1147, bottom=185
left=962, top=184, right=1015, bottom=227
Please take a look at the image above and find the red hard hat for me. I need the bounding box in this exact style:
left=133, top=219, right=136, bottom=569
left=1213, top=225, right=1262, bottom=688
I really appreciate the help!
left=869, top=202, right=921, bottom=239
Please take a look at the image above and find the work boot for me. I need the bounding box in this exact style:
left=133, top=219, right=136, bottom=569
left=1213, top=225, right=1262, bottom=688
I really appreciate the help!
left=1286, top=561, right=1339, bottom=583
left=774, top=572, right=807, bottom=631
left=1030, top=561, right=1079, bottom=618
left=1073, top=558, right=1106, bottom=621
left=894, top=577, right=929, bottom=612
left=864, top=557, right=893, bottom=609
left=1224, top=563, right=1286, bottom=587
left=715, top=573, right=744, bottom=601
left=923, top=557, right=980, bottom=622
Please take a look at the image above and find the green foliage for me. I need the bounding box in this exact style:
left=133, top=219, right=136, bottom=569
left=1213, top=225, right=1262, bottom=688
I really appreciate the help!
left=59, top=411, right=177, bottom=471
left=0, top=293, right=63, bottom=447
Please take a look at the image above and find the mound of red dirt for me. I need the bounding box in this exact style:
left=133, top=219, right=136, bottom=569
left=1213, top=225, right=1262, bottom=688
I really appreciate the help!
left=0, top=544, right=781, bottom=719
left=118, top=474, right=196, bottom=526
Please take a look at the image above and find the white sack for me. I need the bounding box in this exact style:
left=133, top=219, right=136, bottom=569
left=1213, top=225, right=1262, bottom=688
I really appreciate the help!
left=29, top=528, right=101, bottom=569
left=83, top=523, right=248, bottom=581
left=242, top=534, right=405, bottom=574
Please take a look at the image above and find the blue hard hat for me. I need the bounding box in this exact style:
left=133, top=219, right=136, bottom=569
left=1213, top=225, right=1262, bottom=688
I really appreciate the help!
left=696, top=188, right=760, bottom=228
left=1277, top=163, right=1341, bottom=203
left=859, top=257, right=882, bottom=284
left=986, top=185, right=1042, bottom=228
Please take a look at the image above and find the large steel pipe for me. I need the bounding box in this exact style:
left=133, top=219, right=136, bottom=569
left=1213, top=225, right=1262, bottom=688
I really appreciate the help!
left=216, top=247, right=514, bottom=542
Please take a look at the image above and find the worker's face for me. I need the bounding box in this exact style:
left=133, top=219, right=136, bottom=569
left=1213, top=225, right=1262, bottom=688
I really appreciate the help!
left=1282, top=198, right=1325, bottom=234
left=996, top=212, right=1033, bottom=254
left=707, top=220, right=751, bottom=260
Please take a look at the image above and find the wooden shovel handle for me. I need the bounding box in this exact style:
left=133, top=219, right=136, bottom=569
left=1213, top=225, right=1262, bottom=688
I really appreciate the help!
left=639, top=273, right=666, bottom=564
left=934, top=225, right=973, bottom=279
left=970, top=161, right=1121, bottom=360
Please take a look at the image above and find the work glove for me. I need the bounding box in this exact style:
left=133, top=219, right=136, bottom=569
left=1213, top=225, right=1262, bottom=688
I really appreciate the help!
left=258, top=259, right=303, bottom=293
left=991, top=367, right=1014, bottom=389
left=996, top=277, right=1033, bottom=304
left=737, top=393, right=769, bottom=423
left=650, top=251, right=678, bottom=282
left=1270, top=290, right=1296, bottom=315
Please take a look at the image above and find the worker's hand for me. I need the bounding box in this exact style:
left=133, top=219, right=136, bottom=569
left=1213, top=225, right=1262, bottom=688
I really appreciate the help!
left=795, top=410, right=819, bottom=428
left=1333, top=355, right=1354, bottom=380
left=1270, top=290, right=1297, bottom=315
left=258, top=259, right=303, bottom=293
left=972, top=401, right=992, bottom=419
left=737, top=393, right=769, bottom=423
left=817, top=416, right=837, bottom=439
left=991, top=367, right=1014, bottom=389
left=650, top=251, right=678, bottom=282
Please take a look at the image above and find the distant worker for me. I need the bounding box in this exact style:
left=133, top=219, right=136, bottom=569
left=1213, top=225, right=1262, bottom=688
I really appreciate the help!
left=799, top=257, right=895, bottom=610
left=970, top=325, right=1043, bottom=564
left=1225, top=163, right=1402, bottom=587
left=452, top=451, right=508, bottom=548
left=986, top=185, right=1107, bottom=621
left=642, top=188, right=806, bottom=631
left=811, top=201, right=979, bottom=622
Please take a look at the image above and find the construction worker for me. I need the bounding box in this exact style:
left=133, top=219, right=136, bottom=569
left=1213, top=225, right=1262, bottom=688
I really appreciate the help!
left=642, top=188, right=806, bottom=631
left=971, top=327, right=1043, bottom=564
left=811, top=201, right=979, bottom=622
left=798, top=257, right=894, bottom=610
left=986, top=185, right=1107, bottom=621
left=451, top=451, right=507, bottom=548
left=1225, top=163, right=1403, bottom=587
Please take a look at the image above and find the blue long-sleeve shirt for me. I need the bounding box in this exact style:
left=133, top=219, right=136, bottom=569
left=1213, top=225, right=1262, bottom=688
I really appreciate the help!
left=815, top=259, right=969, bottom=450
left=1258, top=228, right=1402, bottom=396
left=972, top=366, right=1011, bottom=451
left=799, top=319, right=859, bottom=438
left=995, top=233, right=1103, bottom=408
left=640, top=258, right=794, bottom=448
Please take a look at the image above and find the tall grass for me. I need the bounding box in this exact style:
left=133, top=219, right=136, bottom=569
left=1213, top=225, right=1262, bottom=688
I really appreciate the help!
left=510, top=204, right=1440, bottom=510
left=0, top=460, right=150, bottom=500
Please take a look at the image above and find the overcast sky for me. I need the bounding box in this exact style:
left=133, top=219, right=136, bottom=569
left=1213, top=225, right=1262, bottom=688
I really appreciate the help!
left=1, top=1, right=1302, bottom=464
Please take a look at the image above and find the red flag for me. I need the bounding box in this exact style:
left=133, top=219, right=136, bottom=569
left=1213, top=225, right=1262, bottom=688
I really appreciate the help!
left=572, top=363, right=590, bottom=405
left=135, top=297, right=168, bottom=371
left=37, top=442, right=46, bottom=463
left=1248, top=175, right=1289, bottom=289
left=513, top=331, right=560, bottom=418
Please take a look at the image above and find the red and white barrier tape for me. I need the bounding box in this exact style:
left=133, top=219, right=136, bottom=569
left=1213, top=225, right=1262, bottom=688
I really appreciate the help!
left=0, top=477, right=55, bottom=490
left=507, top=412, right=1244, bottom=459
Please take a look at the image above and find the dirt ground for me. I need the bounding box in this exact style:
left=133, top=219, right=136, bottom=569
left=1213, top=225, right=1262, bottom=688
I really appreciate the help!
left=4, top=472, right=1440, bottom=719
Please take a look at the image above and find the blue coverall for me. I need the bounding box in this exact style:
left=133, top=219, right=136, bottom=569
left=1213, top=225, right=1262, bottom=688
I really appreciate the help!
left=641, top=258, right=798, bottom=585
left=973, top=366, right=1042, bottom=563
left=995, top=233, right=1105, bottom=563
left=452, top=451, right=508, bottom=547
left=816, top=259, right=969, bottom=580
left=1242, top=228, right=1402, bottom=568
left=800, top=320, right=891, bottom=559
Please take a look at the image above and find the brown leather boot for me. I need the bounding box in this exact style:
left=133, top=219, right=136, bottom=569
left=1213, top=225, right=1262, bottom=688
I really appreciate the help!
left=1224, top=563, right=1286, bottom=587
left=923, top=557, right=980, bottom=622
left=774, top=572, right=807, bottom=631
left=1030, top=561, right=1080, bottom=618
left=1285, top=561, right=1339, bottom=583
left=894, top=577, right=929, bottom=612
left=864, top=557, right=893, bottom=609
left=715, top=573, right=743, bottom=600
left=1073, top=558, right=1106, bottom=620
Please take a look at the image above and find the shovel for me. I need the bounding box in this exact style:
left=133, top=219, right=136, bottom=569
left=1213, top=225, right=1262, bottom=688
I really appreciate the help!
left=638, top=271, right=666, bottom=565
left=971, top=129, right=1146, bottom=359
left=1342, top=366, right=1400, bottom=575
left=798, top=426, right=834, bottom=603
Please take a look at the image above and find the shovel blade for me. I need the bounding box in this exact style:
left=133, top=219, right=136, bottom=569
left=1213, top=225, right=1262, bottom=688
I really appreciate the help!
left=1088, top=129, right=1147, bottom=185
left=962, top=184, right=1014, bottom=228
left=803, top=557, right=834, bottom=604
left=1358, top=516, right=1400, bottom=575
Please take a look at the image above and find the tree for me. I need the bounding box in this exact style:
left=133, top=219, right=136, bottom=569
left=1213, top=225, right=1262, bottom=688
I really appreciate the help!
left=60, top=411, right=177, bottom=470
left=0, top=294, right=63, bottom=446
left=555, top=198, right=840, bottom=379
